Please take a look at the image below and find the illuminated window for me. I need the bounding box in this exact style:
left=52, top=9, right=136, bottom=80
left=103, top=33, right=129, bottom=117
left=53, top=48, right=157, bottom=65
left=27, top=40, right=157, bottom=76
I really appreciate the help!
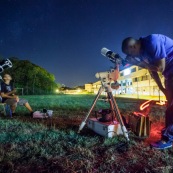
left=138, top=76, right=142, bottom=81
left=141, top=75, right=149, bottom=81
left=123, top=68, right=131, bottom=76
left=133, top=78, right=138, bottom=82
left=120, top=72, right=123, bottom=76
left=131, top=67, right=136, bottom=73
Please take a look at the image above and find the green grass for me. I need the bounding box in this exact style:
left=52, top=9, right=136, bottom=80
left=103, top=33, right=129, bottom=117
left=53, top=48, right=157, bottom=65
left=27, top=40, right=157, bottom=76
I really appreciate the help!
left=16, top=94, right=146, bottom=116
left=0, top=94, right=172, bottom=173
left=16, top=95, right=110, bottom=115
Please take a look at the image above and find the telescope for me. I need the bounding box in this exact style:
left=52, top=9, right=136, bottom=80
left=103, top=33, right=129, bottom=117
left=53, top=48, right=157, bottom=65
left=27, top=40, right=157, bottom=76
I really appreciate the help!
left=95, top=48, right=125, bottom=84
left=0, top=59, right=12, bottom=81
left=78, top=47, right=129, bottom=141
left=101, top=47, right=127, bottom=66
left=0, top=59, right=12, bottom=73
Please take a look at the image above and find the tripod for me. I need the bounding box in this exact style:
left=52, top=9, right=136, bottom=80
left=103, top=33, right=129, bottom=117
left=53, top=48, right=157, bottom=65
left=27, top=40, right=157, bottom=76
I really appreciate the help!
left=78, top=77, right=129, bottom=141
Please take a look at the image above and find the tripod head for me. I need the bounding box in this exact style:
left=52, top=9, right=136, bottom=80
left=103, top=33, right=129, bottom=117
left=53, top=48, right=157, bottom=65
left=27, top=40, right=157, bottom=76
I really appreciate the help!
left=95, top=70, right=111, bottom=84
left=95, top=68, right=119, bottom=86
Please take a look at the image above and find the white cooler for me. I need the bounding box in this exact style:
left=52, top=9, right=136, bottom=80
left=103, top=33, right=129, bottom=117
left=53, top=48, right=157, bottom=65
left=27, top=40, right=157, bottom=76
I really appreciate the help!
left=87, top=118, right=123, bottom=138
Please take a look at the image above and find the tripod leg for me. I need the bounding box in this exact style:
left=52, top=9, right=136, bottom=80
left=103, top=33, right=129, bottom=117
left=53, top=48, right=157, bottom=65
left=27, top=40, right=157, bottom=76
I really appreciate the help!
left=107, top=88, right=129, bottom=141
left=108, top=96, right=117, bottom=122
left=78, top=86, right=104, bottom=133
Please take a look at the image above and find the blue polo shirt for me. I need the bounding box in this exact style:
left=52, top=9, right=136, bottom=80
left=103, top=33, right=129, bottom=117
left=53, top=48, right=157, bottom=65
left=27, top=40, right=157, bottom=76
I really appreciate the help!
left=139, top=34, right=173, bottom=78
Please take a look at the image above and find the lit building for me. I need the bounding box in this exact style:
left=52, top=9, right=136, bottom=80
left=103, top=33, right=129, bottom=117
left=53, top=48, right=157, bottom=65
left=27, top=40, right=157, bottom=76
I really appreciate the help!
left=85, top=65, right=165, bottom=97
left=85, top=81, right=101, bottom=93
left=84, top=83, right=93, bottom=93
left=118, top=65, right=164, bottom=96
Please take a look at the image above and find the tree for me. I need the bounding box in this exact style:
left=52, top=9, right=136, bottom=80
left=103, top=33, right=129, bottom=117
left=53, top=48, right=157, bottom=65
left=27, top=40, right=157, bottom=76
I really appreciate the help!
left=2, top=57, right=59, bottom=95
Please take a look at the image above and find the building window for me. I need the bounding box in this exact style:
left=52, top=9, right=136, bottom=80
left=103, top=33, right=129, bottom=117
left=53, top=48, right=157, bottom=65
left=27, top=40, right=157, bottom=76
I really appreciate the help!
left=138, top=76, right=142, bottom=81
left=138, top=67, right=143, bottom=70
left=131, top=67, right=136, bottom=73
left=142, top=76, right=146, bottom=81
left=123, top=68, right=131, bottom=76
left=133, top=78, right=138, bottom=82
left=142, top=75, right=149, bottom=81
left=120, top=72, right=123, bottom=76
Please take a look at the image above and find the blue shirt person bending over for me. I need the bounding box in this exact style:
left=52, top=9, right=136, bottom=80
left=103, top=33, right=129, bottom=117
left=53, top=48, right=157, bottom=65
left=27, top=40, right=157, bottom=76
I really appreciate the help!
left=120, top=34, right=173, bottom=149
left=0, top=74, right=33, bottom=116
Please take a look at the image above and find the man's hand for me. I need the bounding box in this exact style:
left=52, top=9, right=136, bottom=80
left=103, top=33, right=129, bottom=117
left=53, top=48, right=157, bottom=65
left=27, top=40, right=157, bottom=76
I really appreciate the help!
left=160, top=88, right=167, bottom=97
left=11, top=89, right=17, bottom=95
left=13, top=95, right=19, bottom=102
left=161, top=88, right=170, bottom=103
left=12, top=89, right=17, bottom=94
left=5, top=89, right=17, bottom=96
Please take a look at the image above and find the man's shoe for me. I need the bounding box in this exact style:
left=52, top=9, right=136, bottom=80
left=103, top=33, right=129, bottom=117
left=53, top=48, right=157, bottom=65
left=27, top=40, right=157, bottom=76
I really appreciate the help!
left=150, top=140, right=172, bottom=149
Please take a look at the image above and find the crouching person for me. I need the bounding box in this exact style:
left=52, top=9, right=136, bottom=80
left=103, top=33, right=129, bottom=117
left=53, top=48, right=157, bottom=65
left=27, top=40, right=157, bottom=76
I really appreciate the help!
left=0, top=74, right=33, bottom=116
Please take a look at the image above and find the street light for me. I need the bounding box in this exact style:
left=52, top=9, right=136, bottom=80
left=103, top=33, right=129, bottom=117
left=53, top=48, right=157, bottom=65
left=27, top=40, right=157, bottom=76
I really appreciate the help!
left=56, top=89, right=59, bottom=93
left=77, top=89, right=81, bottom=92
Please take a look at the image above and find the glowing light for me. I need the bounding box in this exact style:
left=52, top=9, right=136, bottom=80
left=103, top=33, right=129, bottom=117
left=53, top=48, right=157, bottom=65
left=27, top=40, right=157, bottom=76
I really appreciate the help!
left=140, top=100, right=152, bottom=111
left=56, top=89, right=59, bottom=93
left=133, top=111, right=146, bottom=117
left=140, top=100, right=167, bottom=111
left=77, top=89, right=81, bottom=92
left=123, top=68, right=131, bottom=76
left=156, top=100, right=166, bottom=106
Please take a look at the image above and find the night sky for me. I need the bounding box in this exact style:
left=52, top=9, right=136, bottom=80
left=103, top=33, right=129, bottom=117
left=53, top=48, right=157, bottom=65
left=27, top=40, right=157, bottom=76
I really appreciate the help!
left=1, top=0, right=173, bottom=87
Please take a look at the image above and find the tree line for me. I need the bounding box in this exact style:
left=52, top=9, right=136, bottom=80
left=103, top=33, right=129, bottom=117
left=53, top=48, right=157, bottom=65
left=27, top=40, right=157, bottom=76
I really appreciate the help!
left=1, top=57, right=59, bottom=95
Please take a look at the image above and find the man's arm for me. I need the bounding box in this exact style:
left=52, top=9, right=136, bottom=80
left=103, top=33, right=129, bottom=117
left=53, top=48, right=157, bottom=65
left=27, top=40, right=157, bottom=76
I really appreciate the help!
left=126, top=56, right=167, bottom=94
left=126, top=56, right=159, bottom=71
left=149, top=70, right=165, bottom=92
left=152, top=58, right=165, bottom=73
left=129, top=57, right=166, bottom=91
left=4, top=89, right=16, bottom=96
left=1, top=92, right=18, bottom=99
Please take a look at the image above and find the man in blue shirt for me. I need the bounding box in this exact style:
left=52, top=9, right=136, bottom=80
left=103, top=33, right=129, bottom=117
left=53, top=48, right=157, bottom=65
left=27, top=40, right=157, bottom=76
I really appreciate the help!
left=121, top=34, right=173, bottom=149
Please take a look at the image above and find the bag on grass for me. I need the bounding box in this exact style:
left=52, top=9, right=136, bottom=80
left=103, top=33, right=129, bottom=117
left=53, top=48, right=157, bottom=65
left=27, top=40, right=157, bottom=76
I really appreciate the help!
left=33, top=110, right=53, bottom=118
left=128, top=112, right=151, bottom=138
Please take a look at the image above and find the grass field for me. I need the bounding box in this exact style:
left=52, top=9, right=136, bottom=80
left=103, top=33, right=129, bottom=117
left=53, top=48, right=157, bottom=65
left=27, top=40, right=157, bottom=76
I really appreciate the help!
left=0, top=95, right=173, bottom=173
